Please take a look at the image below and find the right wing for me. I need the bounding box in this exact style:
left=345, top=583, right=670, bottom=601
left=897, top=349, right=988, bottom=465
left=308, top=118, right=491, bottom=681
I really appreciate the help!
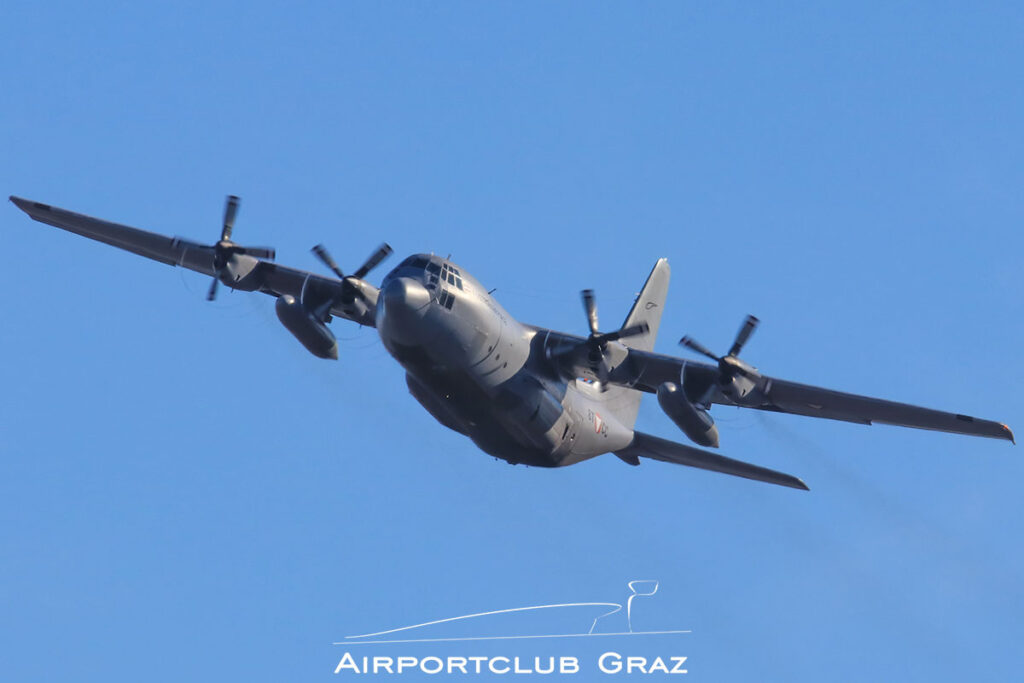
left=10, top=196, right=377, bottom=326
left=616, top=431, right=809, bottom=490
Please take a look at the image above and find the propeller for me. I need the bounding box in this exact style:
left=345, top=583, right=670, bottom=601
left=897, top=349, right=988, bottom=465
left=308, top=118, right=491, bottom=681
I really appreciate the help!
left=310, top=241, right=393, bottom=301
left=221, top=194, right=238, bottom=242
left=311, top=243, right=345, bottom=278
left=679, top=314, right=761, bottom=380
left=352, top=244, right=394, bottom=279
left=580, top=289, right=650, bottom=348
left=551, top=289, right=649, bottom=390
left=728, top=314, right=758, bottom=357
left=206, top=195, right=276, bottom=301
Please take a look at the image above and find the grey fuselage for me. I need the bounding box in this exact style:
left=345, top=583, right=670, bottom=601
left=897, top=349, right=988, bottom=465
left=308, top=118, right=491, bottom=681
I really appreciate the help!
left=374, top=254, right=634, bottom=467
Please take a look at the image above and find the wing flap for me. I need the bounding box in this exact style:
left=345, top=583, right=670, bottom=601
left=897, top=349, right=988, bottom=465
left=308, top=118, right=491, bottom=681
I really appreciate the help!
left=617, top=431, right=809, bottom=490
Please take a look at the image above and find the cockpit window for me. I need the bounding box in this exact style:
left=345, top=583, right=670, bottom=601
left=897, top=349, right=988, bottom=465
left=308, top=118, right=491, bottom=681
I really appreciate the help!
left=398, top=256, right=429, bottom=270
left=426, top=262, right=441, bottom=275
left=439, top=263, right=464, bottom=290
left=435, top=288, right=455, bottom=309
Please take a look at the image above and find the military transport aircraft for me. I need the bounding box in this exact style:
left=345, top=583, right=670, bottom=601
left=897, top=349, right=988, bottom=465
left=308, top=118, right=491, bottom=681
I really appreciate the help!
left=10, top=195, right=1014, bottom=491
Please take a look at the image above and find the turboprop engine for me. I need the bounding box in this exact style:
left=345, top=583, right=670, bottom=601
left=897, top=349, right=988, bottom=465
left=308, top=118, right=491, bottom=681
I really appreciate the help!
left=679, top=314, right=766, bottom=405
left=663, top=315, right=772, bottom=447
left=274, top=241, right=394, bottom=360
left=546, top=288, right=649, bottom=389
left=657, top=381, right=719, bottom=448
left=275, top=295, right=338, bottom=360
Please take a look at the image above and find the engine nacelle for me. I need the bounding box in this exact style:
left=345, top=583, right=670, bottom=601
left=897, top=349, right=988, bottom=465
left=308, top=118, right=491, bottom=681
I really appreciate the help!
left=275, top=295, right=339, bottom=360
left=657, top=381, right=719, bottom=448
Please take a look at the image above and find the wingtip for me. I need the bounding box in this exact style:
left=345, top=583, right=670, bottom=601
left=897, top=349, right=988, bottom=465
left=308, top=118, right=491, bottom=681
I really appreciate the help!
left=1003, top=424, right=1015, bottom=445
left=9, top=196, right=43, bottom=214
left=794, top=478, right=810, bottom=491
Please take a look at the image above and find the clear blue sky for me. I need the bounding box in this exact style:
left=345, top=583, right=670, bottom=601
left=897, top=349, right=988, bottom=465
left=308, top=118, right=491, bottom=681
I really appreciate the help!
left=1, top=2, right=1021, bottom=681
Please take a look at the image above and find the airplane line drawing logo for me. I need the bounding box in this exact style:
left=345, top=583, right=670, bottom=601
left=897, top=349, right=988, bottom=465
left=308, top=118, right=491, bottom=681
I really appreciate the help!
left=334, top=580, right=690, bottom=646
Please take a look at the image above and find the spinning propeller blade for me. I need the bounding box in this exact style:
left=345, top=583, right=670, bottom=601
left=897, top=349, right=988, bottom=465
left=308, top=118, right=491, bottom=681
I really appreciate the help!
left=311, top=244, right=345, bottom=279
left=678, top=315, right=763, bottom=386
left=312, top=242, right=393, bottom=282
left=205, top=195, right=276, bottom=302
left=550, top=288, right=652, bottom=391
left=680, top=335, right=720, bottom=362
left=680, top=315, right=760, bottom=364
left=221, top=195, right=239, bottom=242
left=353, top=244, right=394, bottom=279
left=309, top=241, right=394, bottom=307
left=728, top=315, right=759, bottom=357
left=598, top=322, right=650, bottom=344
left=242, top=246, right=276, bottom=260
left=582, top=289, right=599, bottom=336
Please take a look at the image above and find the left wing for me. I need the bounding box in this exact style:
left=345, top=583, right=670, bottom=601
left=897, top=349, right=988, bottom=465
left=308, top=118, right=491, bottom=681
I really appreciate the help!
left=537, top=328, right=1014, bottom=443
left=10, top=196, right=379, bottom=327
left=620, top=346, right=1015, bottom=442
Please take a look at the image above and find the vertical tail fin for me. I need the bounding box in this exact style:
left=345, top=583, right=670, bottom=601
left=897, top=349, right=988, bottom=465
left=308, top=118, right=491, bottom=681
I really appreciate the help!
left=601, top=259, right=670, bottom=428
left=620, top=258, right=670, bottom=353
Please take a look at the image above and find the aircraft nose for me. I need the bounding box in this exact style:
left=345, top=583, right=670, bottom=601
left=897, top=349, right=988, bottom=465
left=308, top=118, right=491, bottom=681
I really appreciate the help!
left=378, top=277, right=431, bottom=345
left=381, top=276, right=431, bottom=310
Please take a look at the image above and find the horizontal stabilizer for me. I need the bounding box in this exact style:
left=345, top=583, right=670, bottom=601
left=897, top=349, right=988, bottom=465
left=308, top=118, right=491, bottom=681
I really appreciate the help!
left=616, top=431, right=809, bottom=490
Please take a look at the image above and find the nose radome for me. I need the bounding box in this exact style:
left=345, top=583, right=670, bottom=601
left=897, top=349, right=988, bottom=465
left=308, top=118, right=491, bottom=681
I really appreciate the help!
left=378, top=277, right=432, bottom=346
left=381, top=276, right=431, bottom=311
